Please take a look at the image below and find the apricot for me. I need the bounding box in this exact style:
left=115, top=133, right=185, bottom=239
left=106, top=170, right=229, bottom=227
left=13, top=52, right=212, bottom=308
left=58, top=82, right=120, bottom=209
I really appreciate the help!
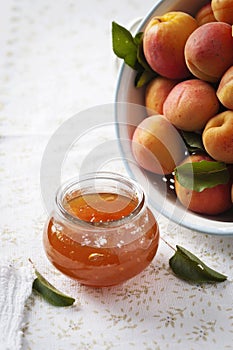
left=202, top=111, right=233, bottom=164
left=163, top=79, right=219, bottom=131
left=145, top=76, right=178, bottom=115
left=211, top=0, right=233, bottom=25
left=132, top=115, right=185, bottom=175
left=217, top=66, right=233, bottom=110
left=195, top=3, right=216, bottom=26
left=143, top=11, right=198, bottom=79
left=174, top=154, right=232, bottom=215
left=184, top=22, right=233, bottom=82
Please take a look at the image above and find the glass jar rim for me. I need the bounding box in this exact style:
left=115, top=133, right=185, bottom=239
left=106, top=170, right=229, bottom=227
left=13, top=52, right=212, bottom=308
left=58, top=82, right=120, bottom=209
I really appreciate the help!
left=55, top=171, right=146, bottom=228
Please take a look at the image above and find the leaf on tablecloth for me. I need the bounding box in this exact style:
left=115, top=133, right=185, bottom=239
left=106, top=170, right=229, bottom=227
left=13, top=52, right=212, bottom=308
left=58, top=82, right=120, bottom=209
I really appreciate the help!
left=29, top=260, right=75, bottom=307
left=169, top=245, right=227, bottom=283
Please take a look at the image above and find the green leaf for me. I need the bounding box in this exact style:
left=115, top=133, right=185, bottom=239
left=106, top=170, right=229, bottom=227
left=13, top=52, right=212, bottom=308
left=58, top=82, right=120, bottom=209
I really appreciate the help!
left=112, top=22, right=156, bottom=87
left=136, top=34, right=156, bottom=74
left=134, top=31, right=143, bottom=46
left=180, top=131, right=205, bottom=153
left=32, top=270, right=75, bottom=307
left=169, top=245, right=227, bottom=283
left=174, top=160, right=230, bottom=192
left=112, top=21, right=138, bottom=69
left=135, top=69, right=156, bottom=88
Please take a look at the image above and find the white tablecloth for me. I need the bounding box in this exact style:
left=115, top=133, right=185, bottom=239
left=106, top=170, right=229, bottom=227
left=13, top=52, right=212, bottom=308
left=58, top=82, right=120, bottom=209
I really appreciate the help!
left=1, top=1, right=233, bottom=349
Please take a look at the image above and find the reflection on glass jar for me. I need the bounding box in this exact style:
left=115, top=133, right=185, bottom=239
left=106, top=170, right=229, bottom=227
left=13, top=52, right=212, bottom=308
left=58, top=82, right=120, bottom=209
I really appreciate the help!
left=43, top=172, right=160, bottom=287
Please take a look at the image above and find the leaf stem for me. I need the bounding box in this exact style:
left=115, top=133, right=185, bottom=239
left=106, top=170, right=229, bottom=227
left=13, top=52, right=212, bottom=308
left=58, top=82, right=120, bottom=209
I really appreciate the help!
left=28, top=258, right=36, bottom=270
left=160, top=236, right=176, bottom=251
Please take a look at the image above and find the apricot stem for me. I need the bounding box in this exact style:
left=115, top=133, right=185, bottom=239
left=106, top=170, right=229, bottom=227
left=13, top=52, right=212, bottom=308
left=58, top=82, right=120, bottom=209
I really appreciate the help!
left=160, top=236, right=176, bottom=251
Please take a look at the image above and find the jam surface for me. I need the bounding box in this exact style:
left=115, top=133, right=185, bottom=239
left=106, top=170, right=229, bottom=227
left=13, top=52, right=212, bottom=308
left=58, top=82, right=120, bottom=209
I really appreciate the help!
left=63, top=192, right=138, bottom=222
left=44, top=192, right=159, bottom=287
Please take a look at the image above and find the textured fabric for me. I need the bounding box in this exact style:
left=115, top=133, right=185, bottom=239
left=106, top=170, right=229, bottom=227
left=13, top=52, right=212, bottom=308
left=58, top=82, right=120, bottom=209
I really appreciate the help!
left=0, top=262, right=33, bottom=350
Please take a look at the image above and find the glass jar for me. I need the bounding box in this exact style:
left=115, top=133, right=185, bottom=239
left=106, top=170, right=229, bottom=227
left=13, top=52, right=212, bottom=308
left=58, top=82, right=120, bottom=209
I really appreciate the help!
left=43, top=172, right=160, bottom=287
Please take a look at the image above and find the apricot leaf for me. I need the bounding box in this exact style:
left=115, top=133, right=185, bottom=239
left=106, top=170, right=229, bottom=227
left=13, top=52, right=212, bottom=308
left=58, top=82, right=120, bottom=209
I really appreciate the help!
left=169, top=245, right=227, bottom=283
left=112, top=21, right=138, bottom=69
left=180, top=131, right=205, bottom=153
left=134, top=31, right=143, bottom=46
left=32, top=269, right=75, bottom=307
left=112, top=22, right=156, bottom=87
left=136, top=34, right=155, bottom=73
left=135, top=69, right=156, bottom=88
left=174, top=160, right=229, bottom=192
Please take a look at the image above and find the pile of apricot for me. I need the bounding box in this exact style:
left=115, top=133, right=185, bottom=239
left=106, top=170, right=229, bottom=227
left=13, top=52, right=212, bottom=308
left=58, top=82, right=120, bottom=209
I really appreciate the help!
left=132, top=0, right=233, bottom=215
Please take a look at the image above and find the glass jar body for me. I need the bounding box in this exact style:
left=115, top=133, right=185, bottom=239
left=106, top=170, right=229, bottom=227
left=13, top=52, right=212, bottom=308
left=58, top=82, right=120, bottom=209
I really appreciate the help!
left=43, top=173, right=159, bottom=287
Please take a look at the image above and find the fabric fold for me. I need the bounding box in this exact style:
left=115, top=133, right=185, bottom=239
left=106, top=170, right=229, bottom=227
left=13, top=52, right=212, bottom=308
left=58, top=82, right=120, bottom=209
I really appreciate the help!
left=0, top=262, right=33, bottom=350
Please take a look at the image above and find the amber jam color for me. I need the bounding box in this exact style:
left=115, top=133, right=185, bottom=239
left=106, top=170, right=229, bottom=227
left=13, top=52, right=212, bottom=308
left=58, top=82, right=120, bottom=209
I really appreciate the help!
left=43, top=173, right=159, bottom=287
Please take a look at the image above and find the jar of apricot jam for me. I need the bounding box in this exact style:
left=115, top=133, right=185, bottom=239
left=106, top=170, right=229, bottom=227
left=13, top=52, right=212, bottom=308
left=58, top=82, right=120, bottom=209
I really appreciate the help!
left=43, top=172, right=159, bottom=287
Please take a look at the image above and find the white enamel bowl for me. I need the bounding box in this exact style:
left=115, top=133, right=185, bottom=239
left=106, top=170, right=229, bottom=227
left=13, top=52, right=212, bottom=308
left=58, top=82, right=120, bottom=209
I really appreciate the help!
left=115, top=0, right=233, bottom=235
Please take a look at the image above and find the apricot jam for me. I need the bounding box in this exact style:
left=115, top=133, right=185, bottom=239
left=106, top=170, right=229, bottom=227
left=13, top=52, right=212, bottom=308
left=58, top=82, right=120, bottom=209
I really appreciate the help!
left=43, top=173, right=159, bottom=287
